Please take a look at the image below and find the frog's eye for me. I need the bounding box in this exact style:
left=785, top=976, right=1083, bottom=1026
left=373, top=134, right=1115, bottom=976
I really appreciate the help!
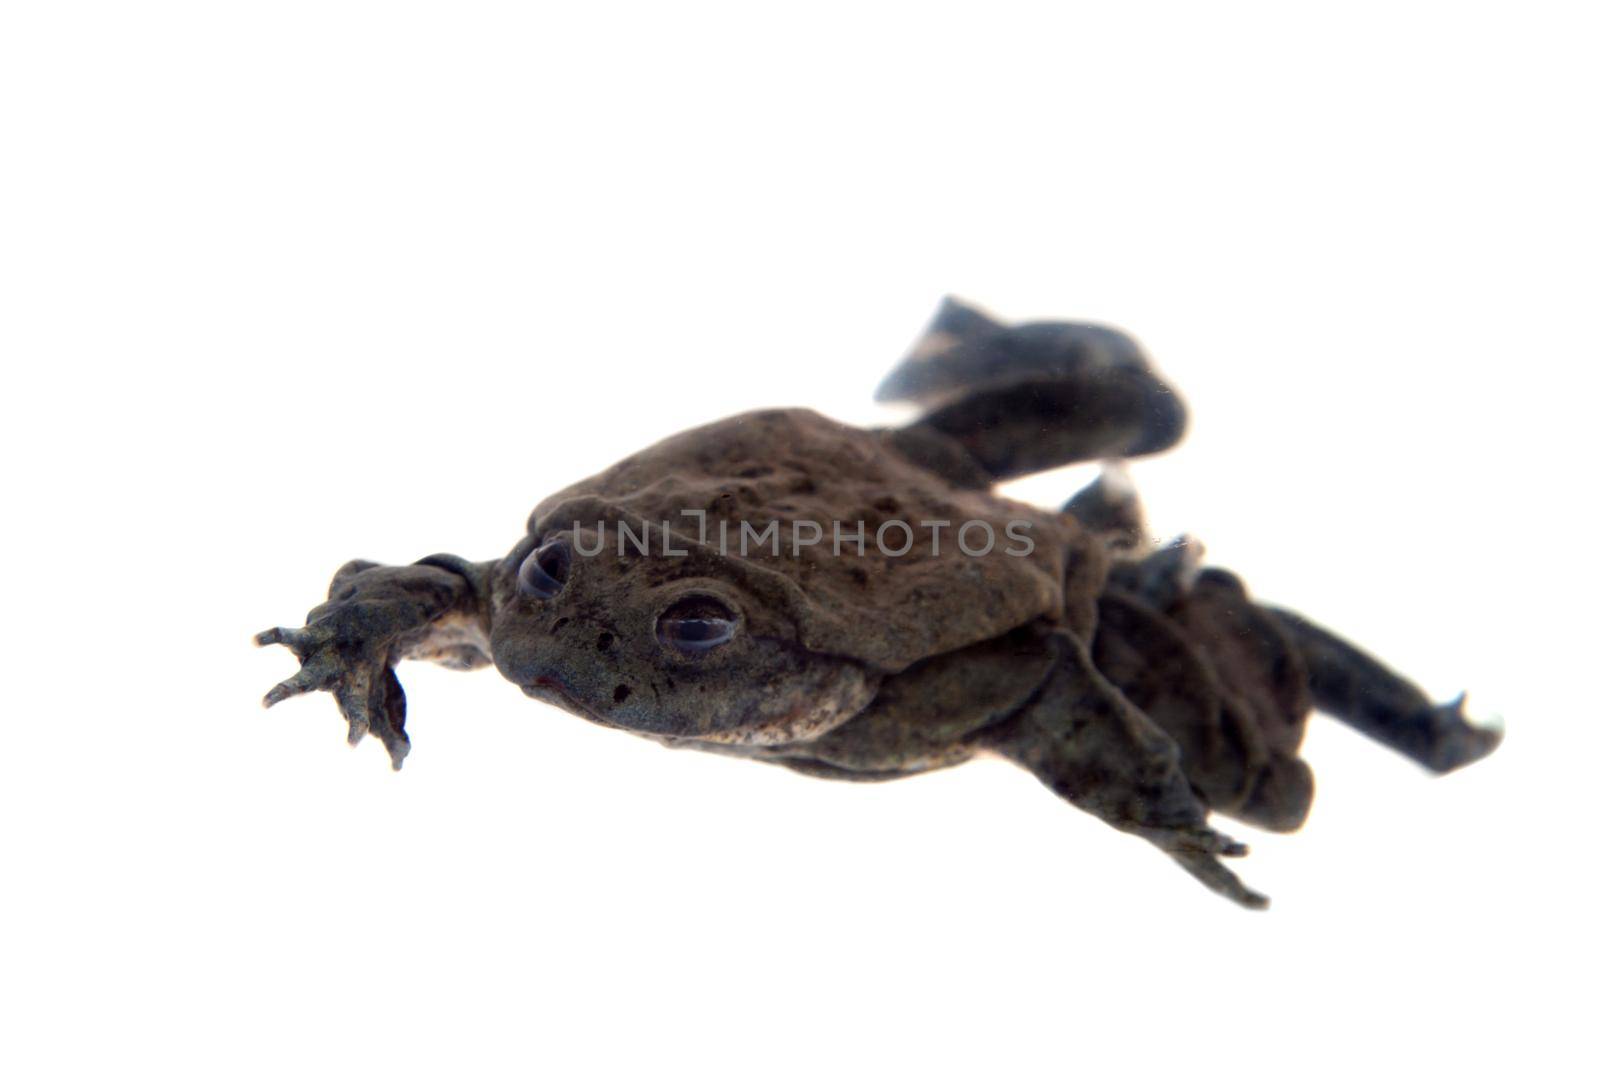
left=518, top=540, right=571, bottom=599
left=656, top=595, right=739, bottom=653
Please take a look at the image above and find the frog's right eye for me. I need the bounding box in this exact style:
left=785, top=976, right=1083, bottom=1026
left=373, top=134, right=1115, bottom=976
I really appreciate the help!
left=518, top=540, right=571, bottom=599
left=655, top=595, right=739, bottom=653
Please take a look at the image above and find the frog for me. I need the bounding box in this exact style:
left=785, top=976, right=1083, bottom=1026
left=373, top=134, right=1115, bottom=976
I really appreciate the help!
left=255, top=296, right=1502, bottom=908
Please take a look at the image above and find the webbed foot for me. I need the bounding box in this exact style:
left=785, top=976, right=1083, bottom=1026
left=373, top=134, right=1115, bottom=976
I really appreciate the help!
left=256, top=621, right=412, bottom=769
left=879, top=297, right=1187, bottom=482
left=1271, top=609, right=1504, bottom=774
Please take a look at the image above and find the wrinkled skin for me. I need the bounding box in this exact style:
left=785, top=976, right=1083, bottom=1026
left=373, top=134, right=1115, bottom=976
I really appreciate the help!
left=258, top=297, right=1502, bottom=908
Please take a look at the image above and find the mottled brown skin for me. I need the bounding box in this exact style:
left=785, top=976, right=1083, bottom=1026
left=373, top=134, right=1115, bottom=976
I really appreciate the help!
left=257, top=297, right=1502, bottom=908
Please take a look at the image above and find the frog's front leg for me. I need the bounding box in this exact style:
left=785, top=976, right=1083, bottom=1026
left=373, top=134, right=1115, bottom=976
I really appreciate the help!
left=255, top=553, right=494, bottom=769
left=983, top=630, right=1269, bottom=909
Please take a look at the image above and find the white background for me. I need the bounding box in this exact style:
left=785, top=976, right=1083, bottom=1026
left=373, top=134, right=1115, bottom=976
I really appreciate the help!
left=4, top=3, right=1596, bottom=1064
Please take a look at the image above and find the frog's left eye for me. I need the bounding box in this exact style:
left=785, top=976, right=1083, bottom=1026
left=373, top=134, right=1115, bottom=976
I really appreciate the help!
left=656, top=595, right=739, bottom=653
left=518, top=540, right=571, bottom=599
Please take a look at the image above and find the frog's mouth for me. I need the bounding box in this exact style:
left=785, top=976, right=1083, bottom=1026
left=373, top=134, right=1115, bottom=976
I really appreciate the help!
left=519, top=674, right=701, bottom=737
left=522, top=675, right=571, bottom=700
left=520, top=675, right=600, bottom=722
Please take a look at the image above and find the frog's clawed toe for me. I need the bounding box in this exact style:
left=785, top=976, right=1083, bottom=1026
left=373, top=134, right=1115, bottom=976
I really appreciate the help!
left=366, top=667, right=412, bottom=770
left=260, top=660, right=339, bottom=709
left=1423, top=694, right=1503, bottom=774
left=254, top=626, right=306, bottom=652
left=1190, top=828, right=1248, bottom=858
left=1171, top=852, right=1270, bottom=910
left=1143, top=825, right=1265, bottom=907
left=1143, top=825, right=1247, bottom=858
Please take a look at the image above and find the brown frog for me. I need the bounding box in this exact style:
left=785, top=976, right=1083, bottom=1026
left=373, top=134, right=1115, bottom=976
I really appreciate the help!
left=256, top=297, right=1501, bottom=908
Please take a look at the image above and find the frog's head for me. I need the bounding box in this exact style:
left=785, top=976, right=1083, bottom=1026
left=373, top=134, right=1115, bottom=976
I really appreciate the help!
left=489, top=505, right=878, bottom=744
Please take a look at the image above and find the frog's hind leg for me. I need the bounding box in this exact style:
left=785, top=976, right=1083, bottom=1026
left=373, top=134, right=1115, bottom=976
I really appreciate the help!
left=878, top=297, right=1186, bottom=482
left=1268, top=608, right=1502, bottom=774
left=983, top=629, right=1269, bottom=910
left=1092, top=585, right=1316, bottom=835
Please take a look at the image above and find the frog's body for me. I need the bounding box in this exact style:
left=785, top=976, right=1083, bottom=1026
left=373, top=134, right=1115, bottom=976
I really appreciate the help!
left=258, top=297, right=1501, bottom=908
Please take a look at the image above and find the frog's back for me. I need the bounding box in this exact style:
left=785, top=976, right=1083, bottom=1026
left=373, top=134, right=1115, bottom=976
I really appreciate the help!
left=531, top=407, right=1089, bottom=671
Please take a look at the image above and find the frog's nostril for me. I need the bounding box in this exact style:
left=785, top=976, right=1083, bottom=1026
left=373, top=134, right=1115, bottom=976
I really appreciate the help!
left=597, top=632, right=615, bottom=651
left=612, top=684, right=631, bottom=704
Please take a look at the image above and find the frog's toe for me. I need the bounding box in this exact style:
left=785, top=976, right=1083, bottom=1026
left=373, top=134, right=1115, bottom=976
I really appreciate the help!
left=254, top=626, right=307, bottom=651
left=365, top=667, right=412, bottom=771
left=331, top=668, right=375, bottom=743
left=1062, top=463, right=1147, bottom=549
left=1147, top=825, right=1249, bottom=858
left=1424, top=694, right=1503, bottom=773
left=1147, top=823, right=1267, bottom=908
left=1170, top=851, right=1270, bottom=910
left=261, top=656, right=339, bottom=707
